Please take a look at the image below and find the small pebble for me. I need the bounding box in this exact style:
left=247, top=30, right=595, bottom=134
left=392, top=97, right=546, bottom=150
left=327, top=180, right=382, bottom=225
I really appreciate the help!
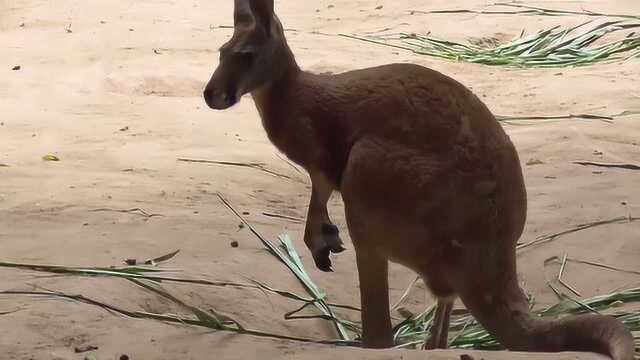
left=375, top=5, right=383, bottom=10
left=230, top=240, right=239, bottom=248
left=120, top=355, right=130, bottom=360
left=242, top=211, right=250, bottom=215
left=12, top=65, right=21, bottom=71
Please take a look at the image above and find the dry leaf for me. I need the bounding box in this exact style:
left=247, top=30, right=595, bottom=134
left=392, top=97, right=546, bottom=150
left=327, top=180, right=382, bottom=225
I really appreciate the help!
left=42, top=154, right=60, bottom=161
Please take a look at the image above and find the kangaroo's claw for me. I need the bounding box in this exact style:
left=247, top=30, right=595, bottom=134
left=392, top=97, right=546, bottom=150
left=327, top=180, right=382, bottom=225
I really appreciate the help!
left=312, top=246, right=333, bottom=272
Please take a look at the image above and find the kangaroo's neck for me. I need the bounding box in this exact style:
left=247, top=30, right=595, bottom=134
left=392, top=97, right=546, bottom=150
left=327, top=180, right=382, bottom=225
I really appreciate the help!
left=251, top=37, right=299, bottom=125
left=252, top=41, right=300, bottom=115
left=251, top=42, right=303, bottom=155
left=251, top=43, right=349, bottom=185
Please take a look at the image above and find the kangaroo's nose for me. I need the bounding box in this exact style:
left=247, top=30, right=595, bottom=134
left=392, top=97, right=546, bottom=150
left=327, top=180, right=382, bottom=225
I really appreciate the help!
left=203, top=86, right=218, bottom=108
left=203, top=85, right=235, bottom=110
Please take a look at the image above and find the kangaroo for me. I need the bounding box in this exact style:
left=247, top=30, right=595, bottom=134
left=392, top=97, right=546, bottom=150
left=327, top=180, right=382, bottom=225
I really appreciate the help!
left=203, top=1, right=635, bottom=359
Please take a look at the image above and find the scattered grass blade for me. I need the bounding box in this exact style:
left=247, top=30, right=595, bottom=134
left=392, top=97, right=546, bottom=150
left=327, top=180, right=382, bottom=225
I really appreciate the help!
left=517, top=216, right=640, bottom=251
left=0, top=289, right=353, bottom=345
left=411, top=4, right=640, bottom=20
left=343, top=21, right=640, bottom=68
left=217, top=193, right=351, bottom=340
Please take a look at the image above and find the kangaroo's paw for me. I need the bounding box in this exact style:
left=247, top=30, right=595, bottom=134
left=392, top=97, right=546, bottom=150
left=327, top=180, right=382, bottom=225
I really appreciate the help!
left=310, top=223, right=346, bottom=272
left=321, top=223, right=346, bottom=254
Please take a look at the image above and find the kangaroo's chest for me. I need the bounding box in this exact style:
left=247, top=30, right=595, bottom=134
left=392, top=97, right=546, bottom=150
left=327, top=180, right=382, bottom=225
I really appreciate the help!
left=260, top=111, right=350, bottom=188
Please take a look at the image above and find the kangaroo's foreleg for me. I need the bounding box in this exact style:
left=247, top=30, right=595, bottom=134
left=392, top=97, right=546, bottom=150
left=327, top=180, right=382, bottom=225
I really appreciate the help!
left=304, top=172, right=345, bottom=271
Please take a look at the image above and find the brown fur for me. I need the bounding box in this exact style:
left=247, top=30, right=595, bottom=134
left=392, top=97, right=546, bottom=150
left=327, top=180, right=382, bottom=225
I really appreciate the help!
left=203, top=1, right=635, bottom=359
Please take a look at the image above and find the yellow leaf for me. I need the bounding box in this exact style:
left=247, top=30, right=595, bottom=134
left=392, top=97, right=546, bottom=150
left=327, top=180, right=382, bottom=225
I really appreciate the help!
left=42, top=154, right=60, bottom=161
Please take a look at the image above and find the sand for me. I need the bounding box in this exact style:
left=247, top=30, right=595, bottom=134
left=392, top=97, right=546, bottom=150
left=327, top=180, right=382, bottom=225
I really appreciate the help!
left=1, top=0, right=639, bottom=359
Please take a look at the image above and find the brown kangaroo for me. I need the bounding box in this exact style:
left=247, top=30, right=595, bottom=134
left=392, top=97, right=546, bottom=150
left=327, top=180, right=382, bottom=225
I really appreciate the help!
left=203, top=1, right=635, bottom=359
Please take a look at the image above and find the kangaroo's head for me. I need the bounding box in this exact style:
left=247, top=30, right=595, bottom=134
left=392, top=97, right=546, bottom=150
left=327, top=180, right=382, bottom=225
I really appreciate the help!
left=203, top=0, right=288, bottom=110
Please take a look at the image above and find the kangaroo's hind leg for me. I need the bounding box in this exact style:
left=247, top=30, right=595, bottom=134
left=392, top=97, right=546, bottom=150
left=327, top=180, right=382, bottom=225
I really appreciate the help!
left=340, top=137, right=454, bottom=349
left=352, top=240, right=393, bottom=348
left=341, top=160, right=393, bottom=347
left=342, top=199, right=393, bottom=348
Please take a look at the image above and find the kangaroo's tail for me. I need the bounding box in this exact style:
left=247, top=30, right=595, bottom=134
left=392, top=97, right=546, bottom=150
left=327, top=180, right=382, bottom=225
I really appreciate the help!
left=459, top=280, right=635, bottom=360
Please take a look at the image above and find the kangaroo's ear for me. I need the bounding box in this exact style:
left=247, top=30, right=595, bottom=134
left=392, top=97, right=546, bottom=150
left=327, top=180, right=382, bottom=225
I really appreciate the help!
left=248, top=0, right=274, bottom=37
left=233, top=0, right=256, bottom=29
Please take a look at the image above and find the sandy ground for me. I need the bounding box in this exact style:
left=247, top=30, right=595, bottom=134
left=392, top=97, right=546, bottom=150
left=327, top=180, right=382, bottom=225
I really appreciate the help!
left=1, top=0, right=639, bottom=359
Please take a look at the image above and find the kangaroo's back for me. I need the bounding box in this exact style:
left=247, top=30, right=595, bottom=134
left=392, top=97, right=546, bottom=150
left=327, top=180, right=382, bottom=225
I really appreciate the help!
left=307, top=63, right=509, bottom=149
